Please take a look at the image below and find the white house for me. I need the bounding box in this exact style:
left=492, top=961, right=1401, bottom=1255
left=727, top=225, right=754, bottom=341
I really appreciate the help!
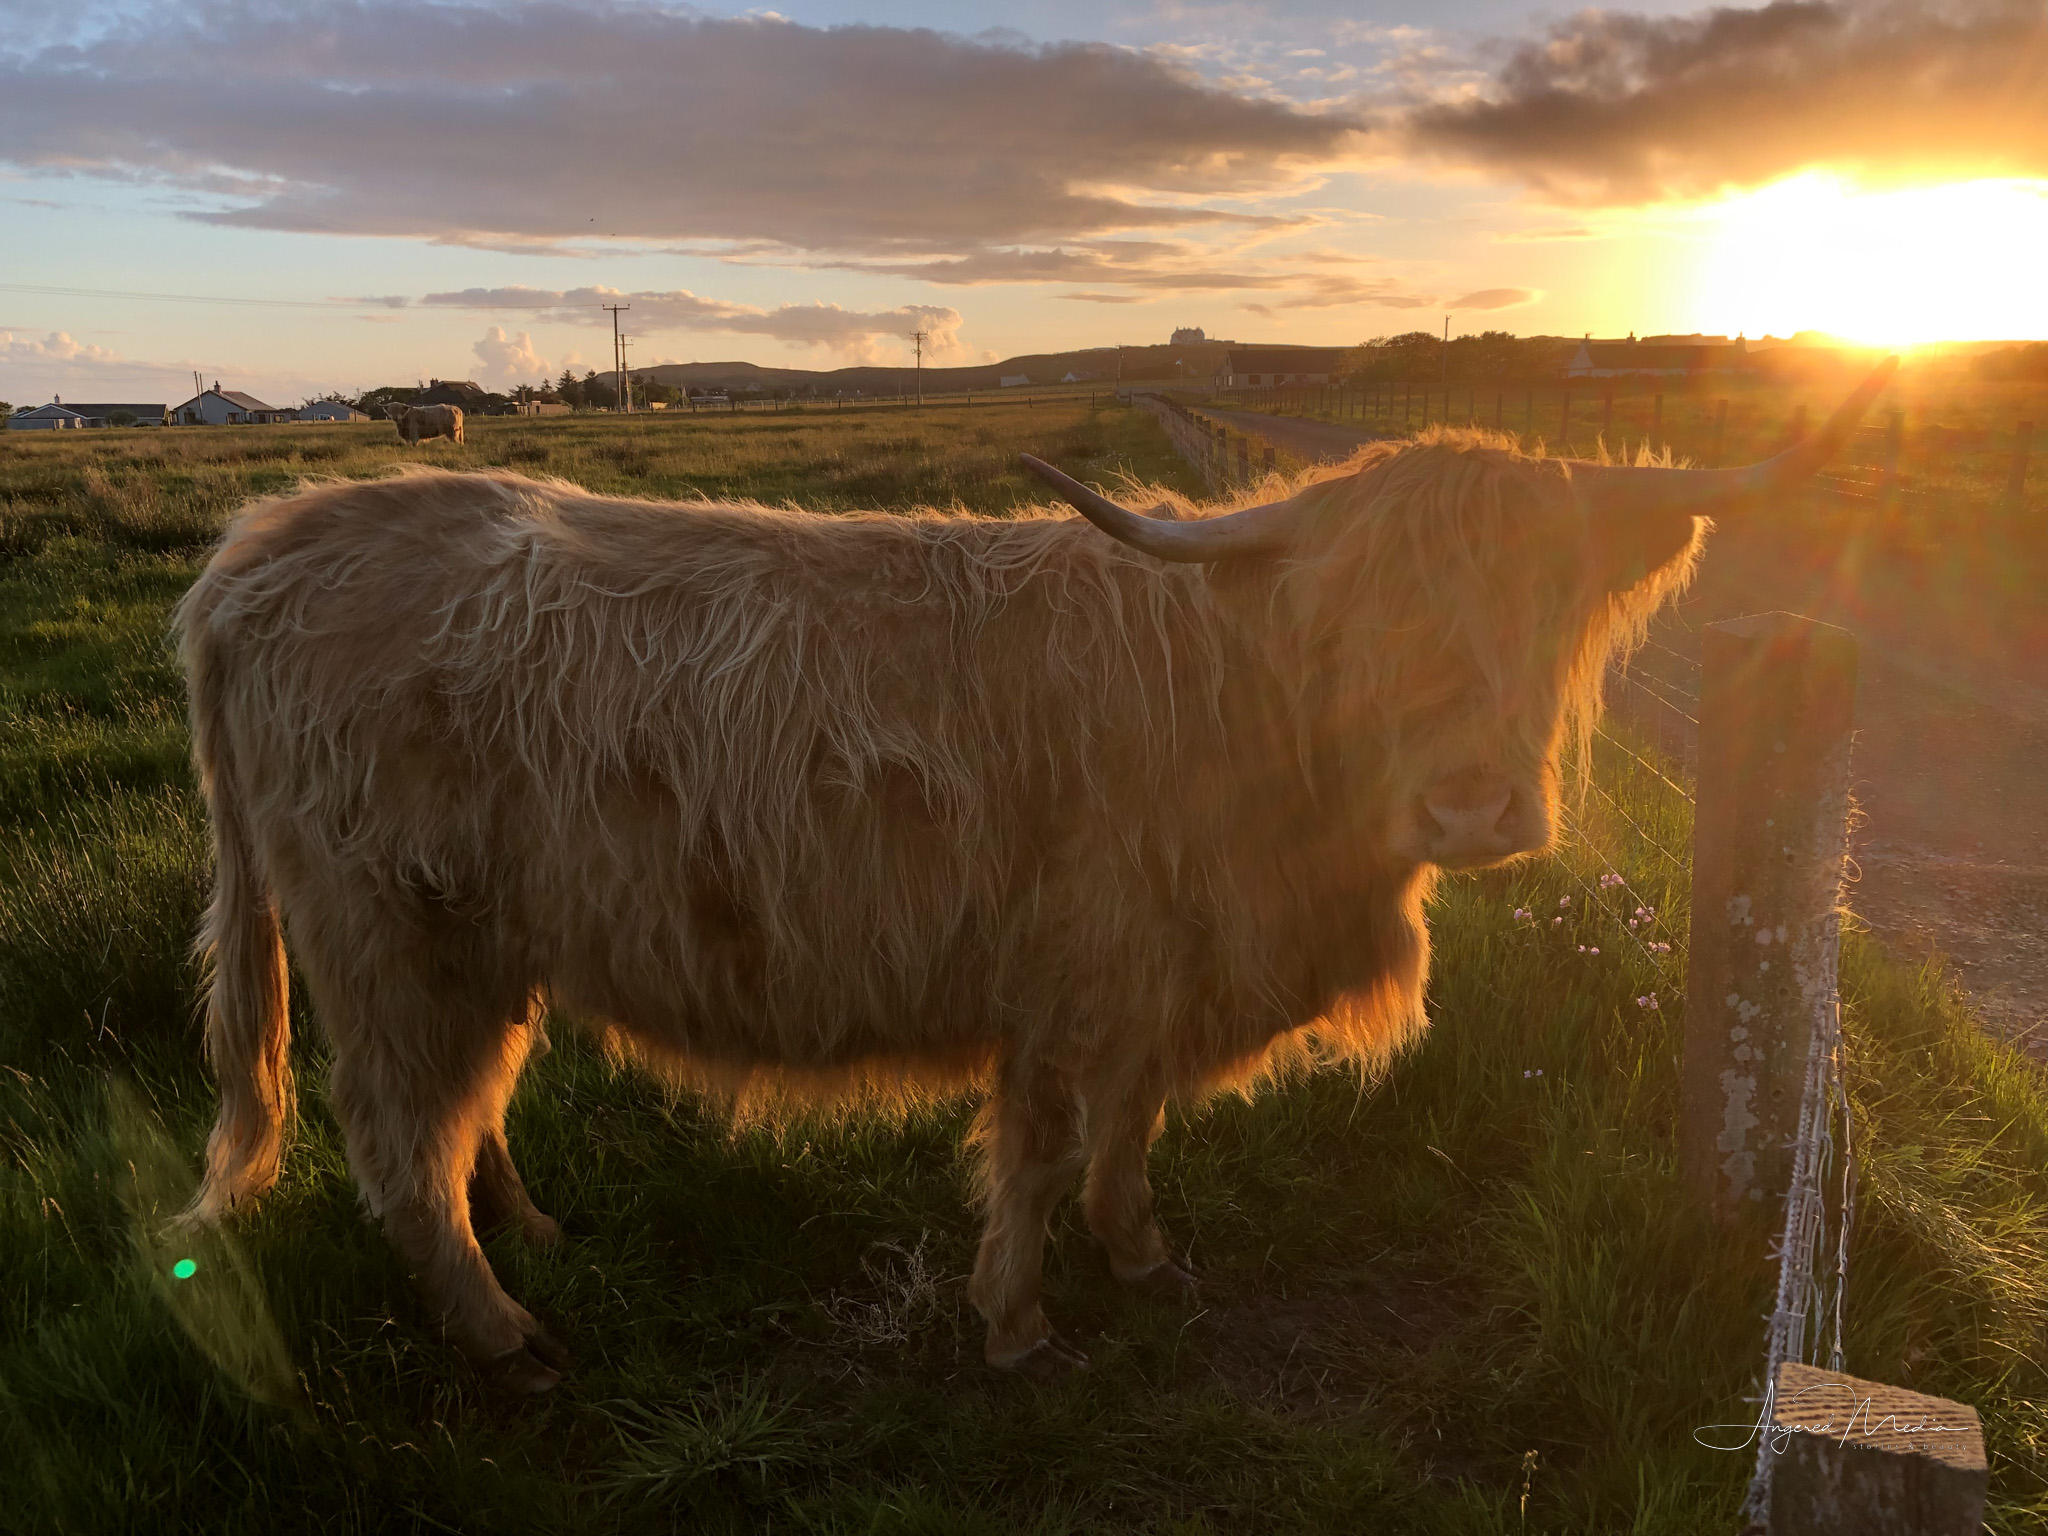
left=1222, top=346, right=1348, bottom=388
left=172, top=387, right=293, bottom=425
left=1564, top=333, right=1749, bottom=379
left=297, top=399, right=370, bottom=423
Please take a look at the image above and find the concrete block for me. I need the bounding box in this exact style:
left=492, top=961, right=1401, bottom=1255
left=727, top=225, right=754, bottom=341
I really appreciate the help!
left=1766, top=1362, right=1987, bottom=1535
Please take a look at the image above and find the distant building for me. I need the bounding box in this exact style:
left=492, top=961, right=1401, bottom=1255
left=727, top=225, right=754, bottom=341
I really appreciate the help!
left=503, top=400, right=571, bottom=417
left=1222, top=347, right=1348, bottom=388
left=172, top=387, right=293, bottom=425
left=7, top=399, right=166, bottom=428
left=7, top=402, right=90, bottom=430
left=1565, top=333, right=1749, bottom=379
left=414, top=378, right=491, bottom=409
left=1170, top=327, right=1207, bottom=346
left=297, top=399, right=370, bottom=423
left=999, top=374, right=1031, bottom=388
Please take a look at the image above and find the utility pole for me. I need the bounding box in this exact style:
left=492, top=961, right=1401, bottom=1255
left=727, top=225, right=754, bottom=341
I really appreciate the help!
left=619, top=334, right=635, bottom=413
left=1441, top=315, right=1451, bottom=386
left=909, top=326, right=930, bottom=405
left=602, top=302, right=630, bottom=412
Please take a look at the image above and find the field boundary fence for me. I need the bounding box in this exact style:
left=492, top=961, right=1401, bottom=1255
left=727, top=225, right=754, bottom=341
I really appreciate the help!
left=1168, top=380, right=2038, bottom=514
left=1137, top=380, right=1985, bottom=1527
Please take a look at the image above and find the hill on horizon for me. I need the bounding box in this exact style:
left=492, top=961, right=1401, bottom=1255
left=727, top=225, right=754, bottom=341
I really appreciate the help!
left=618, top=341, right=1246, bottom=395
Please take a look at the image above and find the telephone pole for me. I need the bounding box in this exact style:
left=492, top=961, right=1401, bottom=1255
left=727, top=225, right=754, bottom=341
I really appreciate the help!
left=909, top=326, right=930, bottom=405
left=602, top=302, right=630, bottom=412
left=619, top=334, right=635, bottom=413
left=1441, top=315, right=1451, bottom=386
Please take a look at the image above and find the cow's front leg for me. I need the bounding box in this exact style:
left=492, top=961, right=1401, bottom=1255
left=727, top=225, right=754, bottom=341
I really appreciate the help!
left=1081, top=1063, right=1197, bottom=1300
left=967, top=1058, right=1089, bottom=1378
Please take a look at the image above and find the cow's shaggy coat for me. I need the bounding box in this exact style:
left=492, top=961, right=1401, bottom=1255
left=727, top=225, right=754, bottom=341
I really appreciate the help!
left=387, top=402, right=463, bottom=446
left=177, top=437, right=1697, bottom=1384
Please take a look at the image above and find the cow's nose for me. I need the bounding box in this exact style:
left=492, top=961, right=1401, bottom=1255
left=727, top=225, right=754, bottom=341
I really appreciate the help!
left=1420, top=769, right=1516, bottom=865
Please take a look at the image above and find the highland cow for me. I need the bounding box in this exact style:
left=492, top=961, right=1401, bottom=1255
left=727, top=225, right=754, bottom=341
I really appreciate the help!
left=385, top=401, right=464, bottom=446
left=177, top=363, right=1893, bottom=1390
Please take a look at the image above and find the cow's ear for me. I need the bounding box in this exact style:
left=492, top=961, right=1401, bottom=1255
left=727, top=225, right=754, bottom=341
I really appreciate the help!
left=1589, top=503, right=1698, bottom=593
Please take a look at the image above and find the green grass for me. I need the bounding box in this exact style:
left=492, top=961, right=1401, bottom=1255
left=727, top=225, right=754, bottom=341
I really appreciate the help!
left=3, top=406, right=2046, bottom=1533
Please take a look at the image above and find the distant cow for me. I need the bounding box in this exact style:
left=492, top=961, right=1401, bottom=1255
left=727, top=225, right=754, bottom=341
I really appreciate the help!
left=385, top=402, right=463, bottom=446
left=177, top=364, right=1894, bottom=1390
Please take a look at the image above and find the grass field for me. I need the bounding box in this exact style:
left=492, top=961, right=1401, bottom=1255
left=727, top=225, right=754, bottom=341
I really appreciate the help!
left=3, top=402, right=2047, bottom=1533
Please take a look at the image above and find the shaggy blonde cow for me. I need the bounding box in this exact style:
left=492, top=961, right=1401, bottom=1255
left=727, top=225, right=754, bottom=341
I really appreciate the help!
left=178, top=363, right=1894, bottom=1390
left=386, top=401, right=464, bottom=446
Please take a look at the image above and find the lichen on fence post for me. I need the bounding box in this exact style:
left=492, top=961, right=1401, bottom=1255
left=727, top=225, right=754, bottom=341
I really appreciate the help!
left=1680, top=612, right=1858, bottom=1219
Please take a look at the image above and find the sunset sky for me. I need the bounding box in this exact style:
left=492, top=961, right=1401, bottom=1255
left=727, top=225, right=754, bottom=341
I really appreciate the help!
left=4, top=0, right=2047, bottom=404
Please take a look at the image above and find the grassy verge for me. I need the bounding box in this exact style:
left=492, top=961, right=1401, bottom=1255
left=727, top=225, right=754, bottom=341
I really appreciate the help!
left=2, top=407, right=2044, bottom=1533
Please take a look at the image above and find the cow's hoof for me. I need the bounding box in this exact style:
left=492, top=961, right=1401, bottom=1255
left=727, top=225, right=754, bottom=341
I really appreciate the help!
left=1122, top=1257, right=1200, bottom=1302
left=999, top=1329, right=1091, bottom=1381
left=525, top=1326, right=576, bottom=1374
left=520, top=1211, right=563, bottom=1249
left=484, top=1343, right=562, bottom=1396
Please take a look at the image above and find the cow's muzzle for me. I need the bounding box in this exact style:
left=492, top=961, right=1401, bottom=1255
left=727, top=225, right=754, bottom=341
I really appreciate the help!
left=1418, top=768, right=1542, bottom=869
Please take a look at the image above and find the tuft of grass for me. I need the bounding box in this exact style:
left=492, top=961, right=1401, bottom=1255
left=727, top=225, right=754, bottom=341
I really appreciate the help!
left=1, top=407, right=2044, bottom=1532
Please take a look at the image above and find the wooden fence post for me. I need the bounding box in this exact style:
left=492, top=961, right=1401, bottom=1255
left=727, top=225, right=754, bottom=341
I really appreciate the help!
left=1601, top=389, right=1613, bottom=443
left=1560, top=391, right=1572, bottom=451
left=1494, top=393, right=1504, bottom=432
left=2008, top=421, right=2033, bottom=512
left=1880, top=410, right=1904, bottom=506
left=1711, top=399, right=1729, bottom=467
left=1653, top=393, right=1663, bottom=446
left=1681, top=613, right=1858, bottom=1218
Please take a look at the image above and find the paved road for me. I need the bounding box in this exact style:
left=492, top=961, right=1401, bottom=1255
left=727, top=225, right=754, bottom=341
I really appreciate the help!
left=1199, top=407, right=1390, bottom=466
left=1631, top=526, right=2048, bottom=1054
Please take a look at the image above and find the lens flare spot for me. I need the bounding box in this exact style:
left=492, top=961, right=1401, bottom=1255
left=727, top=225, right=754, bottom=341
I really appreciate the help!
left=172, top=1258, right=198, bottom=1280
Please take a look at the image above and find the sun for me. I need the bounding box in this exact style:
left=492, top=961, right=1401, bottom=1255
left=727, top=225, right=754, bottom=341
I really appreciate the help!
left=1691, top=173, right=2048, bottom=346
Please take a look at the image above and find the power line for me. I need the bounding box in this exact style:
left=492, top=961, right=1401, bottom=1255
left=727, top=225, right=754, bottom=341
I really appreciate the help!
left=909, top=326, right=930, bottom=406
left=602, top=302, right=630, bottom=414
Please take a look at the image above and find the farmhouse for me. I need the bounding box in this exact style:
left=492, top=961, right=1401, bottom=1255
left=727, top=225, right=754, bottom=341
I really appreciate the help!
left=6, top=399, right=166, bottom=429
left=173, top=387, right=293, bottom=425
left=297, top=399, right=370, bottom=423
left=7, top=403, right=89, bottom=430
left=1222, top=346, right=1348, bottom=387
left=1565, top=333, right=1750, bottom=379
left=414, top=379, right=492, bottom=409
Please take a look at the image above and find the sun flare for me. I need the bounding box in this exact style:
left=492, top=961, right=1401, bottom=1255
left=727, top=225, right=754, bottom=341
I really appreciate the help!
left=1693, top=174, right=2048, bottom=346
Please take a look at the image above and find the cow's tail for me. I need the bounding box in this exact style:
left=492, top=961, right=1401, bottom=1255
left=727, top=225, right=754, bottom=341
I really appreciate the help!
left=179, top=590, right=294, bottom=1226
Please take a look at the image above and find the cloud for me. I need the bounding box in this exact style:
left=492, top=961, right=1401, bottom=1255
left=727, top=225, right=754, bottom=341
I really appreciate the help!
left=1447, top=287, right=1538, bottom=310
left=425, top=286, right=963, bottom=363
left=0, top=329, right=325, bottom=404
left=1403, top=0, right=2048, bottom=204
left=0, top=4, right=1365, bottom=265
left=1061, top=292, right=1151, bottom=304
left=3, top=330, right=120, bottom=367
left=471, top=326, right=548, bottom=388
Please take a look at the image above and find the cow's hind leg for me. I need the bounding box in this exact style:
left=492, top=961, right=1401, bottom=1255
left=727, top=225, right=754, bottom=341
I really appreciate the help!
left=468, top=1021, right=560, bottom=1248
left=967, top=1059, right=1089, bottom=1378
left=1080, top=1062, right=1197, bottom=1300
left=314, top=959, right=568, bottom=1392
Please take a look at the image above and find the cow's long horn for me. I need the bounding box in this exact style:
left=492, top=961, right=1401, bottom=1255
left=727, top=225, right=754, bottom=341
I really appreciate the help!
left=1573, top=356, right=1898, bottom=516
left=1019, top=453, right=1295, bottom=561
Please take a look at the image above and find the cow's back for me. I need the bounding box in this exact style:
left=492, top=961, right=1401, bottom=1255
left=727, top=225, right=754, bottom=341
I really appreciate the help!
left=181, top=470, right=1266, bottom=1091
